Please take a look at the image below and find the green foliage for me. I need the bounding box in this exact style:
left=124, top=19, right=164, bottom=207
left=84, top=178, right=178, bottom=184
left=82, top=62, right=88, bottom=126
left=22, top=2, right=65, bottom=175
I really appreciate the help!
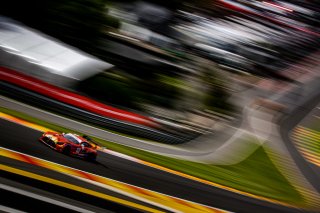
left=205, top=86, right=234, bottom=113
left=79, top=71, right=182, bottom=110
left=79, top=75, right=141, bottom=109
left=44, top=0, right=111, bottom=50
left=105, top=15, right=121, bottom=29
left=201, top=64, right=235, bottom=114
left=131, top=75, right=181, bottom=108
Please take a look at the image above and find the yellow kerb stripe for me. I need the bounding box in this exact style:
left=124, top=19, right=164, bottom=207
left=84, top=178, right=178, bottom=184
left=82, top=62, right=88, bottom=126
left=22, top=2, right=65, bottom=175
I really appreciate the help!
left=0, top=148, right=225, bottom=213
left=0, top=164, right=165, bottom=213
left=0, top=112, right=54, bottom=132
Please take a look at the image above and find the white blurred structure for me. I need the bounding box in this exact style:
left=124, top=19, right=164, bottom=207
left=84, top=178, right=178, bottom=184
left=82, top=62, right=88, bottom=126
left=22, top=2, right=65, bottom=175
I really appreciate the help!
left=0, top=16, right=113, bottom=88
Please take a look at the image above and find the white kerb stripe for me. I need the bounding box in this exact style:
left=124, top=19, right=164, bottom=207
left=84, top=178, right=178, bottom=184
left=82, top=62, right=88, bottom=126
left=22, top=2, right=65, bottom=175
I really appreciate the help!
left=0, top=184, right=95, bottom=213
left=0, top=205, right=26, bottom=213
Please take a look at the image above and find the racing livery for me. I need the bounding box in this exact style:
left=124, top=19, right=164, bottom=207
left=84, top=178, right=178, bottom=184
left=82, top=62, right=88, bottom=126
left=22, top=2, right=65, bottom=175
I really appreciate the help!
left=39, top=132, right=98, bottom=161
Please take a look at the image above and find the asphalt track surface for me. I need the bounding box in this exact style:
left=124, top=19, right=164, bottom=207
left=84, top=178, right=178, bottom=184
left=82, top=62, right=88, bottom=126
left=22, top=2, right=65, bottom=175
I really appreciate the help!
left=281, top=99, right=320, bottom=194
left=0, top=119, right=313, bottom=213
left=0, top=156, right=154, bottom=213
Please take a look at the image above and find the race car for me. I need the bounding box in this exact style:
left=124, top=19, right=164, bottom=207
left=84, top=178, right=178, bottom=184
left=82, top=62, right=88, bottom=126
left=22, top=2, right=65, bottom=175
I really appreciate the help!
left=39, top=132, right=98, bottom=161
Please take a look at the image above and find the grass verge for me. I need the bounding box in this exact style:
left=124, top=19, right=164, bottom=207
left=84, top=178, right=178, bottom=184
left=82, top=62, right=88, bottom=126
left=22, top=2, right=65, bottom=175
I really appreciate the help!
left=294, top=115, right=320, bottom=158
left=307, top=116, right=320, bottom=132
left=0, top=106, right=304, bottom=205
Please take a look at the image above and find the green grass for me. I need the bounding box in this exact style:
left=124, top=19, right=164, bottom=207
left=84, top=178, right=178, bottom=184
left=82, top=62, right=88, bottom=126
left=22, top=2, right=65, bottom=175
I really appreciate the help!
left=295, top=127, right=320, bottom=157
left=107, top=138, right=303, bottom=204
left=0, top=107, right=304, bottom=205
left=295, top=118, right=320, bottom=157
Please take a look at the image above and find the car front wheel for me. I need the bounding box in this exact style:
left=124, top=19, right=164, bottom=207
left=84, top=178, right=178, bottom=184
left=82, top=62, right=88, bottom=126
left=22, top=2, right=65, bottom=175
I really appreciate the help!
left=62, top=146, right=71, bottom=156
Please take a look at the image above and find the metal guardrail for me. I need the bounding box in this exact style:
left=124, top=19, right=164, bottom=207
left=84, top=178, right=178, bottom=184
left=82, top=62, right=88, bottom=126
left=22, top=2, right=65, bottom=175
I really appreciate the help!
left=0, top=81, right=193, bottom=144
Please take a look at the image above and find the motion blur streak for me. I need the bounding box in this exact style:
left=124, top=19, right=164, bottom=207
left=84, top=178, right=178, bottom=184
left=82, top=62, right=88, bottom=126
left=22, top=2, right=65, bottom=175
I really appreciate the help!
left=0, top=67, right=159, bottom=128
left=0, top=184, right=95, bottom=213
left=262, top=1, right=293, bottom=12
left=0, top=112, right=53, bottom=133
left=0, top=111, right=299, bottom=209
left=0, top=164, right=165, bottom=213
left=0, top=148, right=228, bottom=213
left=219, top=0, right=320, bottom=36
left=292, top=127, right=320, bottom=167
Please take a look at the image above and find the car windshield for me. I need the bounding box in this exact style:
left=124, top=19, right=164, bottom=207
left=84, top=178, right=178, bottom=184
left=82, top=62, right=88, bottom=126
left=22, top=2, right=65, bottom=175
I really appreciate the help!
left=64, top=134, right=80, bottom=144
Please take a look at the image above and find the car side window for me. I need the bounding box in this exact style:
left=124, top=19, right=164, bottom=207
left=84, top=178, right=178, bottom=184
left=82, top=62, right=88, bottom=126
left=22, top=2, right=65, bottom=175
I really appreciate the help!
left=64, top=135, right=80, bottom=145
left=81, top=142, right=91, bottom=148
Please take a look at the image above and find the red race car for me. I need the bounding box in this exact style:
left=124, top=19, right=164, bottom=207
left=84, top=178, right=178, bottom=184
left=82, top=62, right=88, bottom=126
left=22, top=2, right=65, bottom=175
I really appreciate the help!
left=39, top=132, right=98, bottom=161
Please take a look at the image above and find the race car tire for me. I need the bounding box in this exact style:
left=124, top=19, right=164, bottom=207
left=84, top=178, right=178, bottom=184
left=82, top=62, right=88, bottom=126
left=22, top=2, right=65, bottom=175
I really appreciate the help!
left=62, top=146, right=71, bottom=156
